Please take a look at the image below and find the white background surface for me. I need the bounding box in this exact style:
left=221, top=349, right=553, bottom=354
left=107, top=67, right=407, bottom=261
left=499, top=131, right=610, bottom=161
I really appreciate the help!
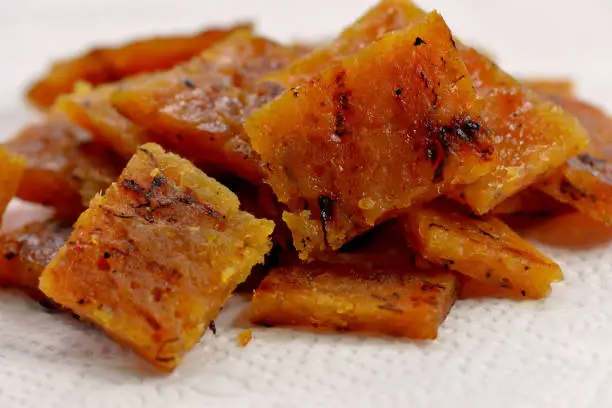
left=2, top=1, right=612, bottom=407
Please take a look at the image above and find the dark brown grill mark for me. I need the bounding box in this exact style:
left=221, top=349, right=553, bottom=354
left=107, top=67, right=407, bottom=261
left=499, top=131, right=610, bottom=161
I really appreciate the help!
left=333, top=70, right=351, bottom=137
left=318, top=196, right=335, bottom=247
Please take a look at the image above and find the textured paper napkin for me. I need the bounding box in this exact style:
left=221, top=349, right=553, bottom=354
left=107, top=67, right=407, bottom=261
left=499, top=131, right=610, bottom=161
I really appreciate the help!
left=2, top=1, right=612, bottom=407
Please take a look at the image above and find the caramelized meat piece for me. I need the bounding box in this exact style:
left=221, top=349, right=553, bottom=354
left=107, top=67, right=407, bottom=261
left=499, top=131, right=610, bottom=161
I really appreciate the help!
left=0, top=221, right=70, bottom=300
left=0, top=148, right=26, bottom=225
left=247, top=13, right=494, bottom=259
left=55, top=82, right=151, bottom=160
left=266, top=0, right=425, bottom=87
left=27, top=24, right=249, bottom=109
left=287, top=0, right=587, bottom=214
left=4, top=115, right=122, bottom=220
left=39, top=143, right=274, bottom=371
left=251, top=261, right=457, bottom=339
left=456, top=48, right=588, bottom=213
left=536, top=96, right=612, bottom=224
left=401, top=202, right=562, bottom=299
left=112, top=30, right=307, bottom=183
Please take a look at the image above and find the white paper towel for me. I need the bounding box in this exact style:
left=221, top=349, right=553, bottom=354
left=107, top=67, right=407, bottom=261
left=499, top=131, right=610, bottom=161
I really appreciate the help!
left=2, top=1, right=612, bottom=407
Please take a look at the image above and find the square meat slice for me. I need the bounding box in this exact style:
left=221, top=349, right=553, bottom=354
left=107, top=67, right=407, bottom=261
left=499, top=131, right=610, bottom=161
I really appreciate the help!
left=401, top=202, right=562, bottom=299
left=0, top=147, right=26, bottom=224
left=112, top=30, right=307, bottom=183
left=55, top=82, right=150, bottom=160
left=246, top=12, right=494, bottom=259
left=535, top=96, right=612, bottom=224
left=455, top=48, right=589, bottom=213
left=251, top=261, right=457, bottom=339
left=39, top=143, right=274, bottom=371
left=27, top=24, right=249, bottom=109
left=279, top=0, right=588, bottom=215
left=4, top=114, right=122, bottom=220
left=266, top=0, right=425, bottom=87
left=0, top=221, right=70, bottom=300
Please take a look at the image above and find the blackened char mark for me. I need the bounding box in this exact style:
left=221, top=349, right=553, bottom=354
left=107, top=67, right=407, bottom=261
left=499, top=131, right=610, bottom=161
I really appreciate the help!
left=122, top=179, right=147, bottom=196
left=333, top=70, right=351, bottom=137
left=425, top=119, right=451, bottom=183
left=414, top=37, right=427, bottom=46
left=418, top=71, right=438, bottom=108
left=120, top=176, right=224, bottom=222
left=318, top=196, right=336, bottom=247
left=426, top=115, right=491, bottom=182
left=450, top=117, right=482, bottom=143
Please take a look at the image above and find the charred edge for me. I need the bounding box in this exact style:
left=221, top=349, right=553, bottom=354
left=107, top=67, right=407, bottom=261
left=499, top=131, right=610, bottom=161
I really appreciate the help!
left=333, top=70, right=351, bottom=137
left=291, top=87, right=300, bottom=97
left=318, top=196, right=335, bottom=248
left=4, top=252, right=16, bottom=260
left=395, top=88, right=403, bottom=96
left=576, top=153, right=607, bottom=168
left=414, top=37, right=426, bottom=46
left=421, top=281, right=446, bottom=291
left=183, top=79, right=196, bottom=89
left=209, top=320, right=217, bottom=335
